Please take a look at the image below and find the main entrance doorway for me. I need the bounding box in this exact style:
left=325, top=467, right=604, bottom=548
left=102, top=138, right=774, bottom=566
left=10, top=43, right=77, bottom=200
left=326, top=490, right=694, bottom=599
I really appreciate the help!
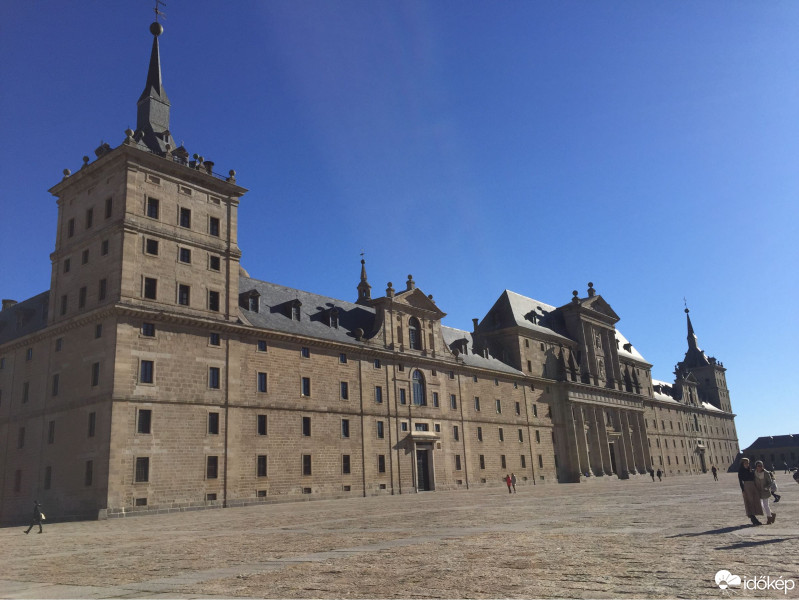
left=415, top=446, right=433, bottom=491
left=698, top=451, right=707, bottom=473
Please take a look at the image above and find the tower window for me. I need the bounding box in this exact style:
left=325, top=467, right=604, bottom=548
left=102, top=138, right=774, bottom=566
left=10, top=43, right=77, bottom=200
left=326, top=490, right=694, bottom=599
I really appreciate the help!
left=257, top=372, right=267, bottom=392
left=209, top=216, right=220, bottom=236
left=178, top=284, right=190, bottom=306
left=208, top=291, right=220, bottom=312
left=179, top=207, right=191, bottom=228
left=209, top=255, right=221, bottom=271
left=146, top=197, right=159, bottom=219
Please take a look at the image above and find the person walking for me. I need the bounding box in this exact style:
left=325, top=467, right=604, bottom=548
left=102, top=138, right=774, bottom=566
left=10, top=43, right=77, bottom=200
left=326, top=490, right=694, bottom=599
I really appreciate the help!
left=504, top=474, right=512, bottom=494
left=656, top=468, right=662, bottom=482
left=711, top=465, right=718, bottom=481
left=738, top=457, right=763, bottom=526
left=649, top=467, right=655, bottom=482
left=510, top=473, right=517, bottom=493
left=23, top=500, right=44, bottom=534
left=753, top=460, right=776, bottom=524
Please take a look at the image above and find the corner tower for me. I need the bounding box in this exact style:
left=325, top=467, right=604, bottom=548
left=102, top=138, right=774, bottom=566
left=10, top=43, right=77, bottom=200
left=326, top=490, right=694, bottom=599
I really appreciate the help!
left=675, top=308, right=731, bottom=412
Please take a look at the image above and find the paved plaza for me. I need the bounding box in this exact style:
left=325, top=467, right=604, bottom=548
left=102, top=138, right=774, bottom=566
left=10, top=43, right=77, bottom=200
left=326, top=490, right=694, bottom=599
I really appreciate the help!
left=1, top=473, right=797, bottom=599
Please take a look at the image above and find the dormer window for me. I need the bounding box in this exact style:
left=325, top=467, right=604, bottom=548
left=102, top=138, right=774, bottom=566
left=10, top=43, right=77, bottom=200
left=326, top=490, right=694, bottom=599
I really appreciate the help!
left=408, top=317, right=421, bottom=350
left=249, top=295, right=259, bottom=313
left=239, top=290, right=260, bottom=313
left=291, top=300, right=302, bottom=321
left=329, top=308, right=339, bottom=329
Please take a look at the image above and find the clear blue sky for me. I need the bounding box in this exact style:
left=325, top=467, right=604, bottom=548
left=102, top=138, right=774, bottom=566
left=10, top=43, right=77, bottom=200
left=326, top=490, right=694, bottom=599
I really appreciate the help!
left=1, top=2, right=797, bottom=450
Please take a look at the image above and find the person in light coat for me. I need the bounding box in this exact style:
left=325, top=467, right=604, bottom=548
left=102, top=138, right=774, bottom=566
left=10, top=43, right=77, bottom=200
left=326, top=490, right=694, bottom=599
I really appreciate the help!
left=738, top=457, right=763, bottom=526
left=753, top=460, right=776, bottom=525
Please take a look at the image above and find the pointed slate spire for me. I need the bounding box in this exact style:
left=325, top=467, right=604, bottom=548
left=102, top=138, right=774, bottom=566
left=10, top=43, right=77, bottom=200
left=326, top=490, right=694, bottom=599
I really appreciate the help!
left=136, top=22, right=176, bottom=155
left=356, top=258, right=372, bottom=305
left=685, top=307, right=699, bottom=351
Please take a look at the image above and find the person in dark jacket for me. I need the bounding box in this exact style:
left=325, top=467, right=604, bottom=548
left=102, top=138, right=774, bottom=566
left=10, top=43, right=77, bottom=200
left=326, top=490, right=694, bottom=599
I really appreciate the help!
left=24, top=500, right=44, bottom=534
left=738, top=458, right=763, bottom=525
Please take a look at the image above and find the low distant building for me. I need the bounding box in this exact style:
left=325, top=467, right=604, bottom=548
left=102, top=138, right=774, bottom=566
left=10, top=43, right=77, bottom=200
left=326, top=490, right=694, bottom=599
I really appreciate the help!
left=739, top=435, right=799, bottom=471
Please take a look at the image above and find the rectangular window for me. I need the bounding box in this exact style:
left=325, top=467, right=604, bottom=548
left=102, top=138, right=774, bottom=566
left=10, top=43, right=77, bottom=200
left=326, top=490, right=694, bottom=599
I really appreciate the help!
left=64, top=258, right=70, bottom=273
left=518, top=429, right=524, bottom=442
left=208, top=290, right=220, bottom=312
left=453, top=425, right=459, bottom=441
left=209, top=255, right=221, bottom=271
left=377, top=420, right=385, bottom=439
left=257, top=455, right=267, bottom=477
left=414, top=423, right=429, bottom=432
left=98, top=278, right=107, bottom=301
left=532, top=404, right=538, bottom=418
left=101, top=239, right=109, bottom=255
left=91, top=362, right=100, bottom=387
left=302, top=454, right=312, bottom=476
left=342, top=454, right=351, bottom=475
left=178, top=284, right=190, bottom=306
left=501, top=455, right=507, bottom=469
left=60, top=294, right=68, bottom=315
left=86, top=208, right=94, bottom=229
left=44, top=466, right=52, bottom=490
left=257, top=372, right=267, bottom=393
left=477, top=426, right=483, bottom=442
left=375, top=386, right=383, bottom=404
left=140, top=360, right=154, bottom=384
left=95, top=324, right=103, bottom=339
left=209, top=216, right=220, bottom=236
left=257, top=414, right=267, bottom=435
left=432, top=392, right=439, bottom=407
left=144, top=277, right=157, bottom=300
left=81, top=249, right=89, bottom=264
left=209, top=332, right=220, bottom=346
left=340, top=381, right=349, bottom=400
left=399, top=389, right=407, bottom=405
left=496, top=399, right=502, bottom=413
left=68, top=218, right=75, bottom=237
left=105, top=197, right=113, bottom=219
left=48, top=420, right=55, bottom=444
left=535, top=430, right=541, bottom=443
left=18, top=426, right=25, bottom=448
left=79, top=286, right=87, bottom=308
left=499, top=427, right=504, bottom=442
left=22, top=381, right=29, bottom=403
left=337, top=353, right=347, bottom=364
left=208, top=412, right=220, bottom=434
left=301, top=377, right=311, bottom=396
left=521, top=455, right=527, bottom=468
left=137, top=409, right=152, bottom=434
left=88, top=412, right=96, bottom=437
left=85, top=460, right=94, bottom=486
left=301, top=347, right=310, bottom=358
left=141, top=322, right=155, bottom=337
left=479, top=455, right=485, bottom=470
left=450, top=394, right=457, bottom=409
left=179, top=247, right=191, bottom=263
left=257, top=340, right=267, bottom=352
left=135, top=457, right=150, bottom=482
left=341, top=419, right=350, bottom=438
left=374, top=359, right=381, bottom=369
left=474, top=396, right=481, bottom=411
left=515, top=401, right=521, bottom=415
left=378, top=454, right=386, bottom=473
left=538, top=455, right=544, bottom=468
left=147, top=197, right=159, bottom=219
left=179, top=207, right=191, bottom=228
left=145, top=238, right=159, bottom=255
left=206, top=456, right=219, bottom=479
left=455, top=455, right=462, bottom=471
left=52, top=373, right=59, bottom=397
left=209, top=367, right=220, bottom=389
left=302, top=416, right=311, bottom=437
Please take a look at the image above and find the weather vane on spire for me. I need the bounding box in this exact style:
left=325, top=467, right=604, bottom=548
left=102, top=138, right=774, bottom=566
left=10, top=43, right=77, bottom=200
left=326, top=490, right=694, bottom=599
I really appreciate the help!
left=154, top=0, right=166, bottom=22
left=683, top=297, right=689, bottom=313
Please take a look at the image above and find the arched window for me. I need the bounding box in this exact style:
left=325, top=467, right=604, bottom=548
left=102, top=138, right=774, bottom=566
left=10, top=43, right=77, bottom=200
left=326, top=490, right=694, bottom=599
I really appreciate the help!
left=408, top=317, right=422, bottom=350
left=412, top=370, right=426, bottom=406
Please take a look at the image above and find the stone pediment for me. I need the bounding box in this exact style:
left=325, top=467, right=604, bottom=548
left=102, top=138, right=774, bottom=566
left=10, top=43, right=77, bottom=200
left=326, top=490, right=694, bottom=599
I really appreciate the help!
left=581, top=295, right=620, bottom=322
left=394, top=288, right=446, bottom=319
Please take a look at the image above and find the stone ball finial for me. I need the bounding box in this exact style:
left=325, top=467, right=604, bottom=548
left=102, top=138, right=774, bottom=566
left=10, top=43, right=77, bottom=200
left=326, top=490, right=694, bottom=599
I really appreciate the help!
left=125, top=128, right=134, bottom=138
left=83, top=156, right=89, bottom=164
left=588, top=282, right=594, bottom=289
left=684, top=308, right=690, bottom=314
left=150, top=22, right=163, bottom=37
left=63, top=168, right=71, bottom=178
left=572, top=290, right=578, bottom=297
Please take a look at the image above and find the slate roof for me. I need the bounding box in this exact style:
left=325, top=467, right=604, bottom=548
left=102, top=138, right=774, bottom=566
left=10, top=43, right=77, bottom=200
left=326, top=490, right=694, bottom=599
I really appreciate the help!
left=441, top=326, right=524, bottom=376
left=651, top=378, right=681, bottom=404
left=743, top=434, right=799, bottom=450
left=0, top=292, right=50, bottom=346
left=238, top=276, right=376, bottom=345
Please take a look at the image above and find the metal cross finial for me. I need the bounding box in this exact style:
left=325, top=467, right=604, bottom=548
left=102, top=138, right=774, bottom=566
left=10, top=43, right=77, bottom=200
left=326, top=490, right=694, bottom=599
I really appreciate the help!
left=154, top=0, right=167, bottom=22
left=683, top=297, right=687, bottom=309
left=360, top=250, right=365, bottom=259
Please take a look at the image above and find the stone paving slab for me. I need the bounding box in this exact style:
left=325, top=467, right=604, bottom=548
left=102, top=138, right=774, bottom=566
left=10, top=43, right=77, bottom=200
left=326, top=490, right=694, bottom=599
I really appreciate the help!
left=0, top=473, right=797, bottom=599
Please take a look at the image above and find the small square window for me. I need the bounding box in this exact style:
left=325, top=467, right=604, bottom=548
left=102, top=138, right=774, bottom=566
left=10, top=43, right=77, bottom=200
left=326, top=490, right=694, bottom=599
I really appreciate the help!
left=434, top=423, right=441, bottom=432
left=141, top=322, right=155, bottom=337
left=257, top=340, right=267, bottom=352
left=209, top=255, right=221, bottom=271
left=339, top=353, right=347, bottom=364
left=473, top=375, right=478, bottom=383
left=301, top=347, right=310, bottom=358
left=374, top=359, right=381, bottom=369
left=179, top=247, right=191, bottom=263
left=209, top=333, right=220, bottom=346
left=145, top=239, right=159, bottom=255
left=448, top=370, right=455, bottom=379
left=401, top=422, right=408, bottom=432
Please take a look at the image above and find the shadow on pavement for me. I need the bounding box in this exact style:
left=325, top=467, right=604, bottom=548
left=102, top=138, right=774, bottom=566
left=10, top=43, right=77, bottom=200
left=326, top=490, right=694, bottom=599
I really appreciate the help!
left=668, top=524, right=752, bottom=538
left=716, top=537, right=798, bottom=550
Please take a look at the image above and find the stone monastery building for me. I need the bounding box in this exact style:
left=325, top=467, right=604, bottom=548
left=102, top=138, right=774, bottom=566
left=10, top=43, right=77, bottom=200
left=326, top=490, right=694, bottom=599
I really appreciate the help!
left=0, top=22, right=740, bottom=523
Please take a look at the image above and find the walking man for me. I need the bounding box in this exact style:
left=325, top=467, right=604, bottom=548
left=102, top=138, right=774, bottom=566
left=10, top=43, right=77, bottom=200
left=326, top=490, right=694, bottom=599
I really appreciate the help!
left=24, top=500, right=44, bottom=534
left=510, top=473, right=517, bottom=493
left=711, top=465, right=718, bottom=481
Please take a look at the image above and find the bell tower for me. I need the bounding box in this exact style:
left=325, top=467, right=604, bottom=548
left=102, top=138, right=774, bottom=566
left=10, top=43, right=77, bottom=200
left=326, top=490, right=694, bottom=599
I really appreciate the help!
left=675, top=308, right=731, bottom=412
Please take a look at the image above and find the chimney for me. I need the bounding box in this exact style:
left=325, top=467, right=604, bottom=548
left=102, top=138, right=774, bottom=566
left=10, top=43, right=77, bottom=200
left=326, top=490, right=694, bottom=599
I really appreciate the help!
left=2, top=299, right=18, bottom=311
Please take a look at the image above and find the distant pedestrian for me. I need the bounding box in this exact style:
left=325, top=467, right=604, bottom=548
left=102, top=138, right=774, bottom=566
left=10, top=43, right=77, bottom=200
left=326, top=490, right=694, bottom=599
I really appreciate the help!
left=785, top=462, right=789, bottom=474
left=510, top=473, right=517, bottom=493
left=754, top=461, right=776, bottom=525
left=649, top=467, right=655, bottom=482
left=738, top=457, right=763, bottom=526
left=24, top=500, right=44, bottom=534
left=505, top=474, right=512, bottom=494
left=711, top=466, right=718, bottom=481
left=656, top=469, right=662, bottom=482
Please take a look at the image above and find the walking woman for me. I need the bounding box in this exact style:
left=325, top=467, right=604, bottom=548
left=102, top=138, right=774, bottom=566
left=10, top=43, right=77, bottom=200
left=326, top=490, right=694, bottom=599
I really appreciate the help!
left=753, top=461, right=776, bottom=524
left=738, top=458, right=763, bottom=525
